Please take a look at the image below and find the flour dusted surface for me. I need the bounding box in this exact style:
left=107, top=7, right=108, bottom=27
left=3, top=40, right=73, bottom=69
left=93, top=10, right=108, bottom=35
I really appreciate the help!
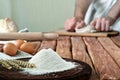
left=23, top=48, right=76, bottom=75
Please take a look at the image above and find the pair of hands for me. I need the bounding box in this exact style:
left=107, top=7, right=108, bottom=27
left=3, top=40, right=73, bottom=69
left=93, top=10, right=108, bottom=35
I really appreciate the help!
left=64, top=16, right=115, bottom=32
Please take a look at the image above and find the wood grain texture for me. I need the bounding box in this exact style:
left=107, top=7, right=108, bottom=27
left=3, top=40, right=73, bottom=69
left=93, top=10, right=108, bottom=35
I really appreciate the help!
left=98, top=37, right=120, bottom=67
left=38, top=40, right=56, bottom=51
left=111, top=36, right=120, bottom=47
left=83, top=37, right=120, bottom=80
left=56, top=36, right=72, bottom=59
left=1, top=35, right=120, bottom=80
left=55, top=29, right=119, bottom=37
left=71, top=37, right=99, bottom=80
left=71, top=37, right=92, bottom=65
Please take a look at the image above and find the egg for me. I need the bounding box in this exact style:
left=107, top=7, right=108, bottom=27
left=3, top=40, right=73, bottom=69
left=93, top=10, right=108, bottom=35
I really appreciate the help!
left=20, top=42, right=35, bottom=54
left=3, top=43, right=17, bottom=56
left=14, top=39, right=25, bottom=49
left=27, top=42, right=35, bottom=48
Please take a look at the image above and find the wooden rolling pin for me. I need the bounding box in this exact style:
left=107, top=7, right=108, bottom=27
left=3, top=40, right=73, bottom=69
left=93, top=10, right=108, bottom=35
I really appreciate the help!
left=0, top=31, right=118, bottom=40
left=0, top=32, right=59, bottom=40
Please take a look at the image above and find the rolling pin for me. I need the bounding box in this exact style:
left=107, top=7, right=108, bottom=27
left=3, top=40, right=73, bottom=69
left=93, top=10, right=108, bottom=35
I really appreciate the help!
left=0, top=32, right=59, bottom=40
left=0, top=31, right=118, bottom=40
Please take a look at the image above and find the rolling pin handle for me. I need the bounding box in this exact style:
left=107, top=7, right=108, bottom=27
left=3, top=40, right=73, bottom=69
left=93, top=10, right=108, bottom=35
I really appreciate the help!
left=43, top=33, right=59, bottom=40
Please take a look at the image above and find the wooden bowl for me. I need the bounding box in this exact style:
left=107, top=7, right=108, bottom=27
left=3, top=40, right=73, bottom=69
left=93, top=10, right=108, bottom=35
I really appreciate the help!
left=0, top=58, right=92, bottom=80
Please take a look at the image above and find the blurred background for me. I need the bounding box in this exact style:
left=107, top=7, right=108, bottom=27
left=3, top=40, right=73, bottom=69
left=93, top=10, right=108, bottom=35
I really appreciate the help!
left=0, top=0, right=75, bottom=32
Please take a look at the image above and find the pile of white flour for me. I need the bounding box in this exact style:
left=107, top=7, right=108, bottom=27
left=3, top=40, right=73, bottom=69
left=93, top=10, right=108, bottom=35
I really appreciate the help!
left=22, top=48, right=76, bottom=75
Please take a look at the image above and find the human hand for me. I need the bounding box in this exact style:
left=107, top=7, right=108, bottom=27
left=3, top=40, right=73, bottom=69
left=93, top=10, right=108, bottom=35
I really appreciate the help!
left=64, top=17, right=86, bottom=32
left=90, top=16, right=115, bottom=31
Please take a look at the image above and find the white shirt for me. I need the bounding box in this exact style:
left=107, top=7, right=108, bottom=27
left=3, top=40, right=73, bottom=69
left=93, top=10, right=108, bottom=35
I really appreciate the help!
left=84, top=0, right=120, bottom=32
left=85, top=0, right=117, bottom=24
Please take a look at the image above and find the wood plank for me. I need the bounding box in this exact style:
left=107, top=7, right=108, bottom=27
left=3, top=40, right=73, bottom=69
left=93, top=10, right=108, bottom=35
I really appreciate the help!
left=111, top=36, right=120, bottom=48
left=71, top=37, right=99, bottom=80
left=56, top=36, right=72, bottom=59
left=38, top=40, right=56, bottom=51
left=55, top=29, right=119, bottom=37
left=71, top=37, right=92, bottom=65
left=83, top=37, right=120, bottom=80
left=98, top=37, right=120, bottom=67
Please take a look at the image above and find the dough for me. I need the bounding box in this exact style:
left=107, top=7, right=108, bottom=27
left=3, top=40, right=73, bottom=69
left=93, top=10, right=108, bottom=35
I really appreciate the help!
left=75, top=25, right=96, bottom=33
left=0, top=18, right=18, bottom=33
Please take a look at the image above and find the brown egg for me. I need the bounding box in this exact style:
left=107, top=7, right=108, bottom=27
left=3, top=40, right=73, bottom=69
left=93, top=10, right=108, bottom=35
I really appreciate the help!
left=20, top=42, right=35, bottom=54
left=27, top=42, right=35, bottom=49
left=14, top=39, right=25, bottom=49
left=3, top=43, right=17, bottom=56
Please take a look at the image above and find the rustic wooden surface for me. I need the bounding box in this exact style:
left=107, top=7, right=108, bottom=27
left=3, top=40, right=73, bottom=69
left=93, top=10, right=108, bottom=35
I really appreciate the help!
left=0, top=35, right=120, bottom=80
left=29, top=35, right=120, bottom=80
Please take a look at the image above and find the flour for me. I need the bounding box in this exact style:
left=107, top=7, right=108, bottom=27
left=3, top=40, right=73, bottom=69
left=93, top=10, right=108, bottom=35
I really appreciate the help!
left=22, top=48, right=76, bottom=75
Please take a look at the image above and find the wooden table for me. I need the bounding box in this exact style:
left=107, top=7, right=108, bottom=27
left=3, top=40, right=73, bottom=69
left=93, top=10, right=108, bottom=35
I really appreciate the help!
left=29, top=35, right=120, bottom=80
left=0, top=32, right=120, bottom=80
